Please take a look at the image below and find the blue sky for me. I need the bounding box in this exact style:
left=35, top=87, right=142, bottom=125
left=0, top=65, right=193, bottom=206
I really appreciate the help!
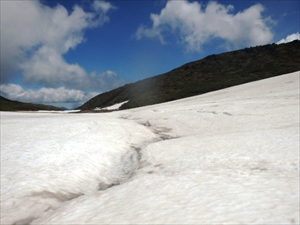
left=1, top=0, right=299, bottom=109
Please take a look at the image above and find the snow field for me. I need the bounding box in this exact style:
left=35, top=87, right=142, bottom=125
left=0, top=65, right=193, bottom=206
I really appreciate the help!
left=1, top=113, right=156, bottom=224
left=95, top=100, right=129, bottom=111
left=1, top=71, right=299, bottom=224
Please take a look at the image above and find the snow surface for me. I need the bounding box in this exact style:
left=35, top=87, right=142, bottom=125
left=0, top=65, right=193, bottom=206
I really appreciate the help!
left=95, top=100, right=129, bottom=111
left=37, top=110, right=81, bottom=113
left=1, top=71, right=299, bottom=224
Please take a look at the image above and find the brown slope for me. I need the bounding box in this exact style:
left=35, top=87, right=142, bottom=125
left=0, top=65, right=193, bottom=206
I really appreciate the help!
left=77, top=41, right=300, bottom=111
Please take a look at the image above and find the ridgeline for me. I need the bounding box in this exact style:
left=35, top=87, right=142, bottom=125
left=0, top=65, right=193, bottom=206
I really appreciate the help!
left=78, top=40, right=299, bottom=110
left=0, top=96, right=63, bottom=111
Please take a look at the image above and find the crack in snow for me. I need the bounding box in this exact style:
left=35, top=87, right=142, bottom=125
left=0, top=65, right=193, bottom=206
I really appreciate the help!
left=13, top=217, right=37, bottom=225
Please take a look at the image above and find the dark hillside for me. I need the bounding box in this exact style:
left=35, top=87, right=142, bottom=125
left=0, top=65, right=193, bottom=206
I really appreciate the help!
left=0, top=96, right=63, bottom=111
left=77, top=41, right=300, bottom=110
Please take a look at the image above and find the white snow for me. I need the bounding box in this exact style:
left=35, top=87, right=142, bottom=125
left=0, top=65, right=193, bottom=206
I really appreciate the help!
left=38, top=110, right=81, bottom=113
left=1, top=71, right=299, bottom=224
left=95, top=100, right=129, bottom=111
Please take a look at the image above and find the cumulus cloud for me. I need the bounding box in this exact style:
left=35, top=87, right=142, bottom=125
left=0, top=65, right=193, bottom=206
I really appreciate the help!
left=91, top=0, right=117, bottom=27
left=0, top=0, right=122, bottom=96
left=136, top=0, right=274, bottom=51
left=277, top=32, right=300, bottom=44
left=0, top=84, right=98, bottom=105
left=19, top=46, right=125, bottom=91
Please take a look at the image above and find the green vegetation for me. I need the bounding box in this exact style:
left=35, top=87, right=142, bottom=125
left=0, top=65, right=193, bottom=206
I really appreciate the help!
left=0, top=96, right=64, bottom=111
left=77, top=40, right=298, bottom=110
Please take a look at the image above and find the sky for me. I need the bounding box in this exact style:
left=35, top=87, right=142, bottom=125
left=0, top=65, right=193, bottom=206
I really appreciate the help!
left=0, top=0, right=299, bottom=109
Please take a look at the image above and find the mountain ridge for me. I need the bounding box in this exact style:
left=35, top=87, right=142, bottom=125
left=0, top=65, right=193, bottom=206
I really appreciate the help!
left=77, top=41, right=300, bottom=111
left=0, top=95, right=64, bottom=111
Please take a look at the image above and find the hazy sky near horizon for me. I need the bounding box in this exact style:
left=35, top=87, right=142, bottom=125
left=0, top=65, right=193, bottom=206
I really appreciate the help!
left=0, top=0, right=299, bottom=108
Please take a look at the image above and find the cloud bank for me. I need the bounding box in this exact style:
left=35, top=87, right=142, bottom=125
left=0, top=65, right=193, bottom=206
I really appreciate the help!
left=136, top=0, right=274, bottom=51
left=0, top=69, right=124, bottom=108
left=277, top=33, right=300, bottom=44
left=0, top=0, right=122, bottom=107
left=0, top=84, right=98, bottom=105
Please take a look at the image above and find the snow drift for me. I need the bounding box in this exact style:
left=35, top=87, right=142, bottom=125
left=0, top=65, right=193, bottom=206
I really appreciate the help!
left=1, top=71, right=299, bottom=224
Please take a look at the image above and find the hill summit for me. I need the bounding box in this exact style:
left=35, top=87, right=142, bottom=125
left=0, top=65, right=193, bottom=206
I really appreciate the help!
left=77, top=41, right=300, bottom=111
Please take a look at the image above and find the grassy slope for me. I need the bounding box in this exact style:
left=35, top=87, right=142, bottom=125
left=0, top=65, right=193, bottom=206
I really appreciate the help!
left=0, top=96, right=64, bottom=111
left=78, top=41, right=300, bottom=110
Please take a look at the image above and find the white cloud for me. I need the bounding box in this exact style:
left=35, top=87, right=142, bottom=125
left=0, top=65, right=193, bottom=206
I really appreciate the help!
left=20, top=46, right=87, bottom=88
left=0, top=66, right=124, bottom=106
left=90, top=0, right=117, bottom=27
left=93, top=0, right=116, bottom=14
left=0, top=0, right=122, bottom=93
left=136, top=0, right=274, bottom=51
left=0, top=83, right=98, bottom=105
left=20, top=46, right=125, bottom=92
left=1, top=1, right=92, bottom=81
left=277, top=33, right=300, bottom=44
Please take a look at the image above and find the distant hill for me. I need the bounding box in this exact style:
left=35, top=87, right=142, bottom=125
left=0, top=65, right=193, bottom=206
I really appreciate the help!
left=0, top=96, right=63, bottom=111
left=77, top=41, right=300, bottom=111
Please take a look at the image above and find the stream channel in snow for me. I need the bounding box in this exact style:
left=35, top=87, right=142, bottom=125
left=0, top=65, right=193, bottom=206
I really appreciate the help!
left=1, top=71, right=299, bottom=224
